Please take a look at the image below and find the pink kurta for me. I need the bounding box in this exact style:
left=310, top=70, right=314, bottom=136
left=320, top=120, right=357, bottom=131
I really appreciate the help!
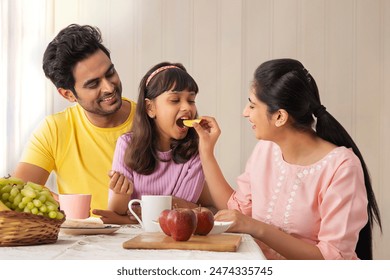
left=227, top=140, right=368, bottom=260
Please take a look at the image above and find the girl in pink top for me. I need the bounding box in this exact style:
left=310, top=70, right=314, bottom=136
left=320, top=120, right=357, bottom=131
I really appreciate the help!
left=106, top=62, right=210, bottom=219
left=194, top=58, right=381, bottom=259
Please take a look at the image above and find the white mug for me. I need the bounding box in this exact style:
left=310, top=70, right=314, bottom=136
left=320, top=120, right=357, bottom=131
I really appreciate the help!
left=128, top=195, right=172, bottom=232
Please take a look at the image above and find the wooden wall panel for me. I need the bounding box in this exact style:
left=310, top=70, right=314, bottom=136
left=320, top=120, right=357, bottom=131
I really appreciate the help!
left=241, top=0, right=272, bottom=166
left=325, top=0, right=355, bottom=132
left=217, top=0, right=243, bottom=188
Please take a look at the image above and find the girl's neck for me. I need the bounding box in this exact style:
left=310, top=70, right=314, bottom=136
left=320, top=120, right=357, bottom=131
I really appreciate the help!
left=157, top=136, right=171, bottom=152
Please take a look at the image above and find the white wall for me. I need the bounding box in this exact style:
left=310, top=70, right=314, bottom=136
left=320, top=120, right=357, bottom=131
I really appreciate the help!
left=8, top=0, right=390, bottom=259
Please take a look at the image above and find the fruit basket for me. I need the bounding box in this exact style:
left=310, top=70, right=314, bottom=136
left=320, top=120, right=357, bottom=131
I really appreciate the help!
left=0, top=210, right=65, bottom=246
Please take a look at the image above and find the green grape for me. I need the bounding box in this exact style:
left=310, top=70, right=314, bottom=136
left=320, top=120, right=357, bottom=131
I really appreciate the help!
left=31, top=207, right=39, bottom=215
left=26, top=202, right=34, bottom=210
left=56, top=211, right=65, bottom=220
left=13, top=193, right=22, bottom=205
left=1, top=185, right=12, bottom=194
left=26, top=181, right=43, bottom=191
left=22, top=196, right=32, bottom=204
left=48, top=211, right=57, bottom=219
left=21, top=188, right=37, bottom=198
left=18, top=201, right=26, bottom=209
left=8, top=195, right=15, bottom=202
left=23, top=206, right=31, bottom=213
left=10, top=187, right=19, bottom=197
left=1, top=192, right=10, bottom=201
left=39, top=190, right=51, bottom=196
left=5, top=201, right=12, bottom=209
left=14, top=207, right=22, bottom=212
left=32, top=199, right=42, bottom=208
left=39, top=205, right=47, bottom=213
left=46, top=204, right=57, bottom=212
left=36, top=212, right=44, bottom=216
left=38, top=195, right=47, bottom=203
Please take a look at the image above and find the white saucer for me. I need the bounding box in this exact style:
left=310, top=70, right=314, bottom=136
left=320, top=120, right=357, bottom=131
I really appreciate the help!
left=60, top=224, right=120, bottom=235
left=208, top=221, right=233, bottom=235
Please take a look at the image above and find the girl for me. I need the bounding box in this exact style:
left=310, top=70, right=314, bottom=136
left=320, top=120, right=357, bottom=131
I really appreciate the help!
left=107, top=62, right=211, bottom=219
left=194, top=58, right=381, bottom=259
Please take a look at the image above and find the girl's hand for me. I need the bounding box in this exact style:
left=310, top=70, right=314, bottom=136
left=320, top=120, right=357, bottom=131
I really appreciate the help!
left=108, top=171, right=134, bottom=195
left=214, top=209, right=255, bottom=234
left=193, top=116, right=221, bottom=156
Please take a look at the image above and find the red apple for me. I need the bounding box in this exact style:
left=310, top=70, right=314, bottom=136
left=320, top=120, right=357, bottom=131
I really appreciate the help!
left=158, top=209, right=171, bottom=236
left=192, top=206, right=214, bottom=235
left=167, top=208, right=197, bottom=241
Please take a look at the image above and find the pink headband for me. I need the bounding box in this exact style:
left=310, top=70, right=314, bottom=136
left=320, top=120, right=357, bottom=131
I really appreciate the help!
left=146, top=65, right=180, bottom=86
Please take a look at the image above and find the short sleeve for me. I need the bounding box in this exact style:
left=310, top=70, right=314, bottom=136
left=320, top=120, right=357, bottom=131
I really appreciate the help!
left=316, top=164, right=368, bottom=259
left=20, top=118, right=56, bottom=172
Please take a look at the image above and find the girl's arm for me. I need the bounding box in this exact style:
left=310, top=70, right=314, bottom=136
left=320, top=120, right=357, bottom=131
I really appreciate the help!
left=107, top=171, right=133, bottom=215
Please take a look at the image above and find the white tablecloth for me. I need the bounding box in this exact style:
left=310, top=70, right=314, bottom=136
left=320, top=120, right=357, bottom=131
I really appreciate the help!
left=0, top=225, right=266, bottom=260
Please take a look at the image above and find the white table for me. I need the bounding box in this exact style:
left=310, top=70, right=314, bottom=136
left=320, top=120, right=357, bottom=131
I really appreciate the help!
left=0, top=225, right=266, bottom=260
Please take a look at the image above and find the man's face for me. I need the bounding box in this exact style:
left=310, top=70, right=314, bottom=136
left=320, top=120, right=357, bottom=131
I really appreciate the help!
left=72, top=49, right=122, bottom=119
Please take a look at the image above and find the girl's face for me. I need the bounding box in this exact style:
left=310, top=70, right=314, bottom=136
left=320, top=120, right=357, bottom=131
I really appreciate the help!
left=146, top=89, right=197, bottom=151
left=242, top=89, right=278, bottom=140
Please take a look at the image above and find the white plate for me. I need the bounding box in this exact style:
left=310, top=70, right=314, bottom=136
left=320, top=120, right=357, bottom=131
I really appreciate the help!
left=60, top=224, right=121, bottom=235
left=153, top=220, right=233, bottom=235
left=208, top=221, right=233, bottom=235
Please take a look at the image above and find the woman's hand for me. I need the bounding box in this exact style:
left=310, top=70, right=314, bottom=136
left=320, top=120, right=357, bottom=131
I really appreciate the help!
left=193, top=116, right=221, bottom=157
left=108, top=170, right=134, bottom=195
left=214, top=209, right=256, bottom=234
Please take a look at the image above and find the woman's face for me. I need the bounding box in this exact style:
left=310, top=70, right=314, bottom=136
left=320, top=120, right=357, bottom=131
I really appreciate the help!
left=242, top=89, right=278, bottom=140
left=147, top=89, right=197, bottom=151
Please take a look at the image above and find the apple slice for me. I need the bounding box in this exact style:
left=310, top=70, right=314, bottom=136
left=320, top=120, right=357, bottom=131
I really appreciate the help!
left=183, top=119, right=202, bottom=127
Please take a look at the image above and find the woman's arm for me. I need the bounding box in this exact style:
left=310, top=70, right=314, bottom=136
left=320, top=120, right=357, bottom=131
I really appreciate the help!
left=215, top=209, right=324, bottom=260
left=193, top=117, right=234, bottom=210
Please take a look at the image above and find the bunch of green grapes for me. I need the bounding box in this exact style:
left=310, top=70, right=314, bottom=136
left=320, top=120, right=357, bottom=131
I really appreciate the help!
left=0, top=177, right=64, bottom=220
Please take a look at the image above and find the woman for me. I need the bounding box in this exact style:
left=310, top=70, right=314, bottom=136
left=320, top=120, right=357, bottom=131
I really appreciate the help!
left=194, top=58, right=381, bottom=260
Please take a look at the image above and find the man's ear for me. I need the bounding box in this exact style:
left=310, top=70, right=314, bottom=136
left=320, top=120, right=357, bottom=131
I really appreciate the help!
left=58, top=88, right=77, bottom=102
left=275, top=109, right=288, bottom=127
left=145, top=98, right=156, bottom=119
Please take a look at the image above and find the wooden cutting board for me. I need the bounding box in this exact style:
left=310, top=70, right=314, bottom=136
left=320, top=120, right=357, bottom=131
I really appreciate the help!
left=123, top=232, right=241, bottom=252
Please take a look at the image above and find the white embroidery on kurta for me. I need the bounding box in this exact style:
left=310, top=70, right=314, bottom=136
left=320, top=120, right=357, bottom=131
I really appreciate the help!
left=267, top=146, right=339, bottom=231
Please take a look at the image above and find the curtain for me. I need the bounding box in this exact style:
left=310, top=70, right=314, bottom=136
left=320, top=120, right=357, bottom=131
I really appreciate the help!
left=0, top=0, right=54, bottom=176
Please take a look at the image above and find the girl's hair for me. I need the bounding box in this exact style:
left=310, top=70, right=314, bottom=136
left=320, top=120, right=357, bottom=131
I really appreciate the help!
left=252, top=58, right=381, bottom=260
left=125, top=62, right=199, bottom=175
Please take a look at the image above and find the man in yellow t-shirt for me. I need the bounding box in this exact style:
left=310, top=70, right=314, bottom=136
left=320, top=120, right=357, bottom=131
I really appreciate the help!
left=12, top=24, right=135, bottom=218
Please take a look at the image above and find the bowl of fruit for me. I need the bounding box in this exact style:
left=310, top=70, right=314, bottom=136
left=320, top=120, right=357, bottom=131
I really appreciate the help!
left=0, top=176, right=65, bottom=246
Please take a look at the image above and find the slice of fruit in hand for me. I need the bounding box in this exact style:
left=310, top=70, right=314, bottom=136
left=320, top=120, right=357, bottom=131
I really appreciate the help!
left=183, top=119, right=202, bottom=127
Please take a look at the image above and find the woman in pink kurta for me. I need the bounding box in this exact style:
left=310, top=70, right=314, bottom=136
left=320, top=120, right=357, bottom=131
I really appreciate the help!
left=194, top=58, right=381, bottom=260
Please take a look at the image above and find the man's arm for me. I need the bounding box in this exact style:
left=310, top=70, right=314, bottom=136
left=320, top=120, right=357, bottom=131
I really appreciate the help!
left=12, top=162, right=50, bottom=186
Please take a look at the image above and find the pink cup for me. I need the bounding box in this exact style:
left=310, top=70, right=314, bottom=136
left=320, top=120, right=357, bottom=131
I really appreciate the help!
left=59, top=194, right=92, bottom=219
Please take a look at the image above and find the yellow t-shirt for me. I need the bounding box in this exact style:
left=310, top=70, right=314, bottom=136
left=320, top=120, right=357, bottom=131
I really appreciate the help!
left=20, top=98, right=136, bottom=211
